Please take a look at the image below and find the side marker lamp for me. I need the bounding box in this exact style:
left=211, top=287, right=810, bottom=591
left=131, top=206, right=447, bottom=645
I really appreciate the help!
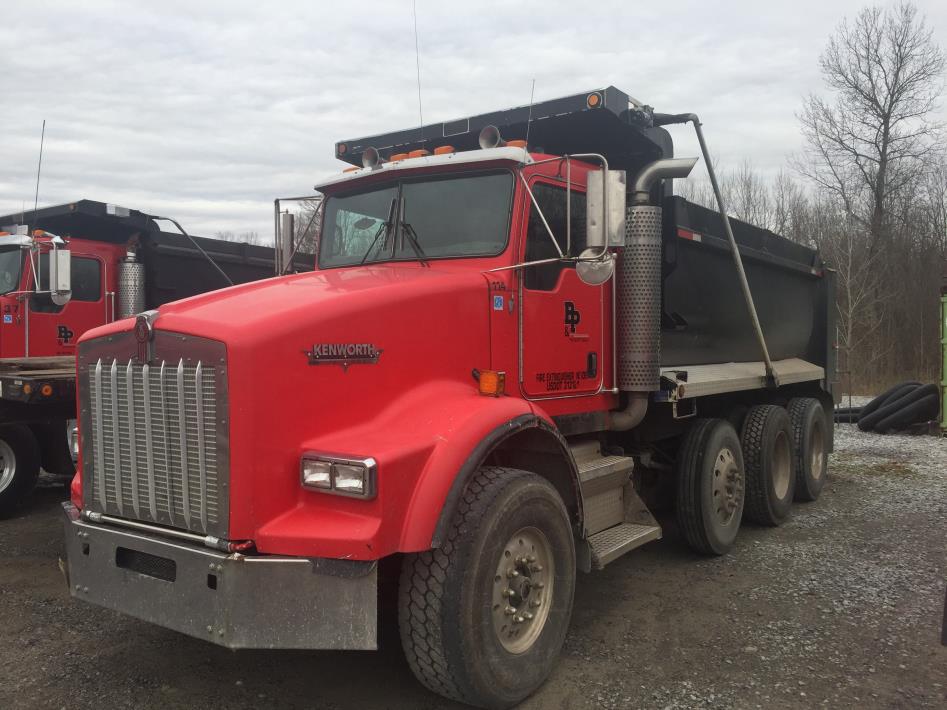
left=473, top=369, right=506, bottom=397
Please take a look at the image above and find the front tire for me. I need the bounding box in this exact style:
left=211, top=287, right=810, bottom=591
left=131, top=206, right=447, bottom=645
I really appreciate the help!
left=0, top=425, right=41, bottom=518
left=399, top=467, right=575, bottom=709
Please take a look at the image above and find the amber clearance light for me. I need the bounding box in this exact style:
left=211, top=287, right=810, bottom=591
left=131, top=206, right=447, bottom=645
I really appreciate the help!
left=476, top=369, right=506, bottom=397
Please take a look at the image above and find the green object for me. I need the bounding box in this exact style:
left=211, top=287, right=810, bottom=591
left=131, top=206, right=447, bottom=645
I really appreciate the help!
left=942, top=293, right=947, bottom=433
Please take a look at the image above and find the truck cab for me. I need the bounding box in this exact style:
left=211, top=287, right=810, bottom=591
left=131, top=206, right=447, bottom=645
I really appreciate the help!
left=0, top=228, right=124, bottom=359
left=0, top=201, right=313, bottom=517
left=61, top=87, right=835, bottom=709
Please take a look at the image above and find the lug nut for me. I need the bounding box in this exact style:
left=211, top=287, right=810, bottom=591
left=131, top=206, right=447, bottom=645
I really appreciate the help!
left=531, top=564, right=543, bottom=572
left=514, top=616, right=525, bottom=624
left=504, top=606, right=516, bottom=615
left=536, top=582, right=545, bottom=589
left=509, top=569, right=519, bottom=578
left=530, top=600, right=541, bottom=608
left=527, top=555, right=536, bottom=563
left=524, top=612, right=534, bottom=620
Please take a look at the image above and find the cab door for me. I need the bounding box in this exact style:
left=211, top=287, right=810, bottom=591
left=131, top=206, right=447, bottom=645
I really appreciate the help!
left=520, top=180, right=604, bottom=398
left=28, top=249, right=109, bottom=357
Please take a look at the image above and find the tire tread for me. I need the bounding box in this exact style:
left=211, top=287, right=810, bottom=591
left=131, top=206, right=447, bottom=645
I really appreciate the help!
left=675, top=419, right=721, bottom=555
left=398, top=466, right=532, bottom=706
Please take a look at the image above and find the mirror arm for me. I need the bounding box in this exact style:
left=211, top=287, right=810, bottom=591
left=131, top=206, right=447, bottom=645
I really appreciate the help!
left=518, top=172, right=564, bottom=258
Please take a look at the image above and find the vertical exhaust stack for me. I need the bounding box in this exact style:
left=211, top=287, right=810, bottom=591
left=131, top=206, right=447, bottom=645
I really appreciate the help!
left=117, top=247, right=146, bottom=319
left=611, top=157, right=697, bottom=430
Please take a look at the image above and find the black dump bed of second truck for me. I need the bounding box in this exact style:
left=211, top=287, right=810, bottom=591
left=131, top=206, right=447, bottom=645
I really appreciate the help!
left=660, top=195, right=834, bottom=375
left=0, top=200, right=313, bottom=308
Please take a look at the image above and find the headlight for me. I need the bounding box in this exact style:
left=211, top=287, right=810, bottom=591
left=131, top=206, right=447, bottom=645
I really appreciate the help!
left=301, top=460, right=332, bottom=489
left=300, top=454, right=377, bottom=499
left=66, top=419, right=79, bottom=464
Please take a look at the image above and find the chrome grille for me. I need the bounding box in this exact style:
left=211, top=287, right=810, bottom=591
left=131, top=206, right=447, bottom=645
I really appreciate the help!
left=79, top=332, right=229, bottom=537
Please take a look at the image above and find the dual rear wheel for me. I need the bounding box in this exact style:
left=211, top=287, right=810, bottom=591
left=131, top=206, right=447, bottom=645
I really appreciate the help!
left=675, top=397, right=827, bottom=555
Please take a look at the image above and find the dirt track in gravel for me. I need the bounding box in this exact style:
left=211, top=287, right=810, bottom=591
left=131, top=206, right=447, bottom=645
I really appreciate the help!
left=1, top=424, right=945, bottom=709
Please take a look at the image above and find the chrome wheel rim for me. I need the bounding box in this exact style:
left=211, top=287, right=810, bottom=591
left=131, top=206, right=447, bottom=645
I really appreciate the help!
left=0, top=440, right=16, bottom=494
left=712, top=447, right=742, bottom=527
left=810, top=422, right=825, bottom=481
left=773, top=431, right=792, bottom=500
left=492, top=526, right=554, bottom=655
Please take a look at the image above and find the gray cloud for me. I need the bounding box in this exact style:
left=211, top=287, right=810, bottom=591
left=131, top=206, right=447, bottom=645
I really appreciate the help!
left=2, top=0, right=946, bottom=239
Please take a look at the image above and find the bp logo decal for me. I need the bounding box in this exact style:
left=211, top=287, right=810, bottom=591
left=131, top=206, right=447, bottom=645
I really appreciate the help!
left=564, top=301, right=581, bottom=335
left=57, top=325, right=75, bottom=345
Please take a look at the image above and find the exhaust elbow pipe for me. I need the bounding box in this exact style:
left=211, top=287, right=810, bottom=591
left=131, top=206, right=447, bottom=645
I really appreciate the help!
left=608, top=392, right=649, bottom=431
left=631, top=157, right=698, bottom=204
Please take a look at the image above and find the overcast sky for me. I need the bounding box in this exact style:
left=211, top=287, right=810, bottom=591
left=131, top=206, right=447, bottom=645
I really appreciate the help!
left=2, top=0, right=946, bottom=241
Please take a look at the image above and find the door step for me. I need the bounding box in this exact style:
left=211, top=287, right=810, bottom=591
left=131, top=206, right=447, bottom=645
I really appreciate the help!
left=588, top=522, right=662, bottom=570
left=571, top=441, right=636, bottom=536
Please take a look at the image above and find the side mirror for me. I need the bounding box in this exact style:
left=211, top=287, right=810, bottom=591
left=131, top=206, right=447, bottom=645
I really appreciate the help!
left=586, top=169, right=627, bottom=249
left=49, top=247, right=71, bottom=306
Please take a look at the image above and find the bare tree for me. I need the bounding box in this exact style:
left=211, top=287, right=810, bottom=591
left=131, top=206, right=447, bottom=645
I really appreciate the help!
left=293, top=198, right=323, bottom=256
left=794, top=2, right=945, bottom=244
left=791, top=2, right=946, bottom=391
left=725, top=160, right=772, bottom=230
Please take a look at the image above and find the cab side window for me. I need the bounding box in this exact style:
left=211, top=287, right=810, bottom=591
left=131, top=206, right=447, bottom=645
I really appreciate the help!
left=523, top=183, right=586, bottom=291
left=31, top=255, right=102, bottom=313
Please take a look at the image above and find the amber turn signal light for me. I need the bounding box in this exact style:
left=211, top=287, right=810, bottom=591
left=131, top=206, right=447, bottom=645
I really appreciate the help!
left=477, top=370, right=506, bottom=397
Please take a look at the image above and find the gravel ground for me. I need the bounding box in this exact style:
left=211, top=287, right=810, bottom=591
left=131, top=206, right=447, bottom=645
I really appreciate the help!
left=0, top=423, right=944, bottom=710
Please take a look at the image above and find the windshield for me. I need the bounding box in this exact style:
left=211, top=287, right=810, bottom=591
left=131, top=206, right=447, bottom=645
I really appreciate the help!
left=319, top=170, right=513, bottom=268
left=0, top=248, right=22, bottom=295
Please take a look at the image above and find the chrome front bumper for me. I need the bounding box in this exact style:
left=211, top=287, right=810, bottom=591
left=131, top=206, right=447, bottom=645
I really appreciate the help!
left=61, top=502, right=377, bottom=650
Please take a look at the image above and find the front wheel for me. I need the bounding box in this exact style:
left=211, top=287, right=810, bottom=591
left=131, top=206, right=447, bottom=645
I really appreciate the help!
left=0, top=425, right=41, bottom=518
left=399, top=467, right=576, bottom=709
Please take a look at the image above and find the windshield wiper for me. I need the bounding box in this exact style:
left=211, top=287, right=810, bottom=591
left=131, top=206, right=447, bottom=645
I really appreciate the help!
left=359, top=198, right=398, bottom=265
left=396, top=197, right=429, bottom=267
left=400, top=221, right=429, bottom=267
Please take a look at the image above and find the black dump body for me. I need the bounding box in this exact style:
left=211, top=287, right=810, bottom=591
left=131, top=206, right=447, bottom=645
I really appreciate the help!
left=0, top=200, right=312, bottom=308
left=661, top=196, right=835, bottom=374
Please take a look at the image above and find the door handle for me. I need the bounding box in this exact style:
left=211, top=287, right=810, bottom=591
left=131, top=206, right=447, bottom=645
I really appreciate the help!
left=586, top=352, right=598, bottom=379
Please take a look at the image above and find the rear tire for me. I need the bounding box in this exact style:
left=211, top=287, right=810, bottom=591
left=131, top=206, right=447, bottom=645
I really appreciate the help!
left=788, top=398, right=828, bottom=502
left=675, top=419, right=745, bottom=555
left=398, top=467, right=575, bottom=709
left=741, top=405, right=795, bottom=525
left=0, top=425, right=41, bottom=518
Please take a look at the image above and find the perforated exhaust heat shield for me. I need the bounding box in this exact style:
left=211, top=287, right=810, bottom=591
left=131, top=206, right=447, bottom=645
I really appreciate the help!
left=617, top=205, right=662, bottom=391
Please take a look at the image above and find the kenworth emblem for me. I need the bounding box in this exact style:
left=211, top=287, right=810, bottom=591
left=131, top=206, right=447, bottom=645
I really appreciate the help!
left=305, top=343, right=382, bottom=370
left=134, top=310, right=157, bottom=362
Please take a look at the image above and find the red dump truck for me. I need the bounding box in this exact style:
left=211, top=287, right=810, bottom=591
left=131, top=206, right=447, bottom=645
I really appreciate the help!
left=0, top=201, right=309, bottom=516
left=61, top=87, right=835, bottom=708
